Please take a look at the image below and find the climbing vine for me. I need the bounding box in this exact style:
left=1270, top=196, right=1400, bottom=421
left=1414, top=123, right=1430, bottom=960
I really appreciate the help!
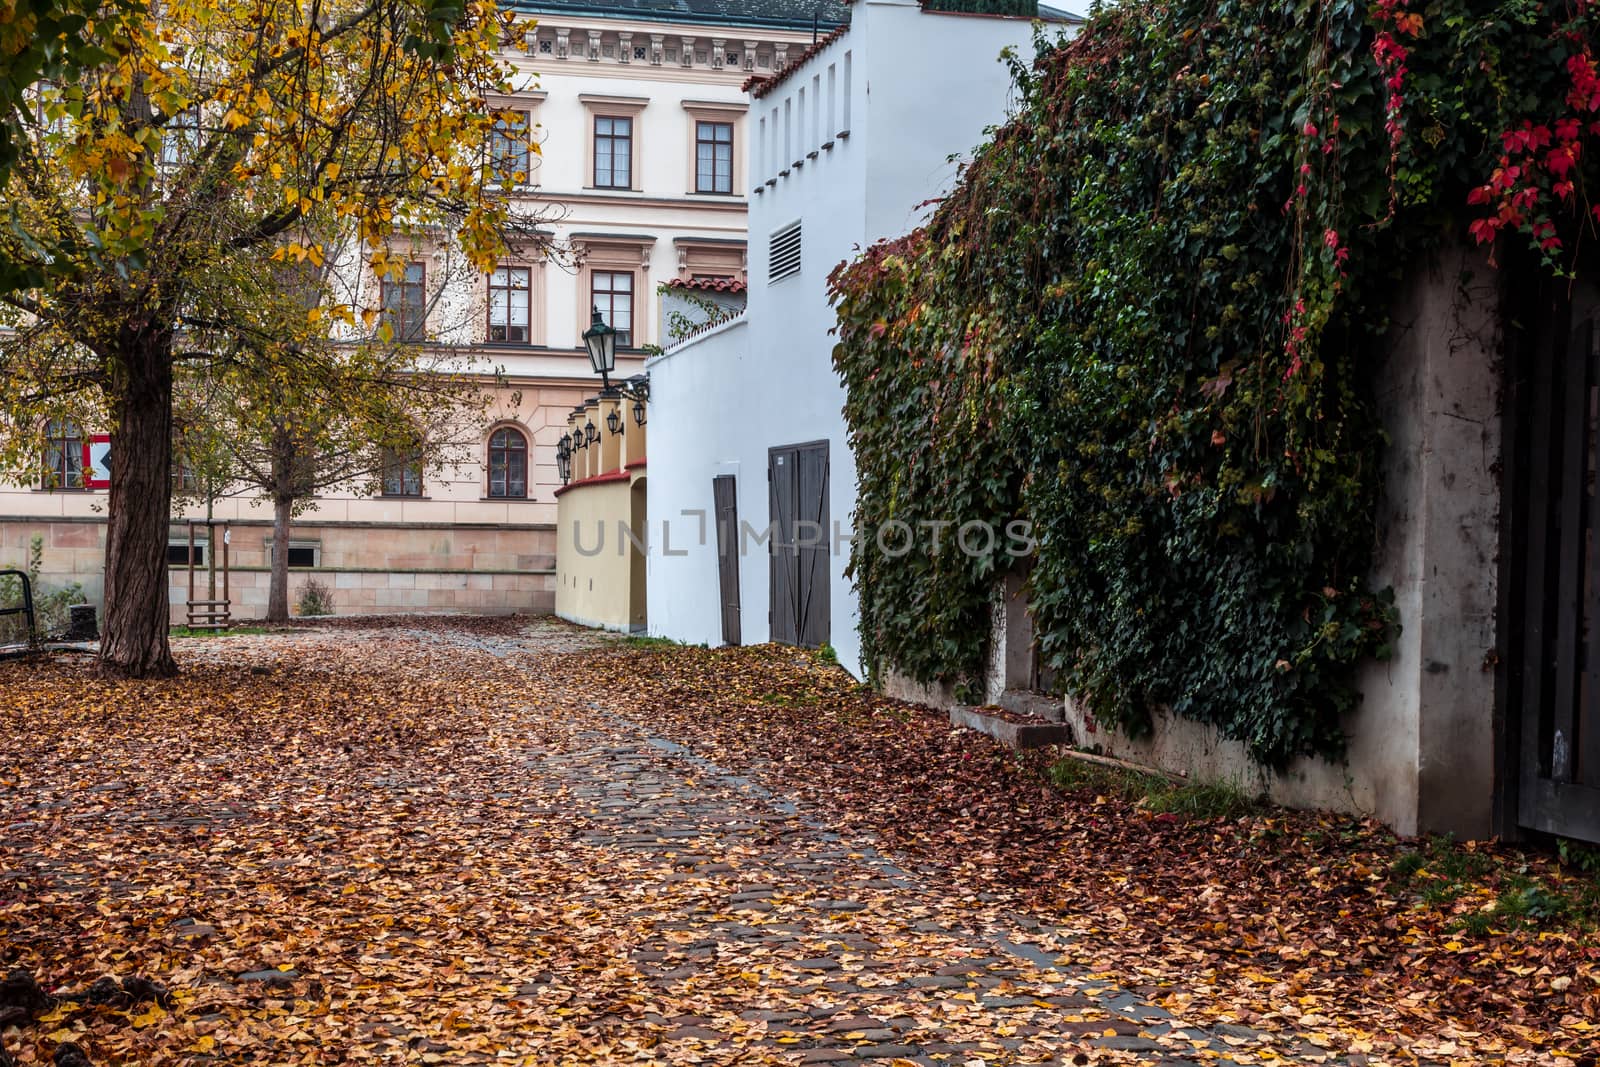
left=830, top=0, right=1600, bottom=764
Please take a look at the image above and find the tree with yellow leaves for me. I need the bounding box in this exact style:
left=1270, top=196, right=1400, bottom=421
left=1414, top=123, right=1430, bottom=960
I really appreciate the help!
left=0, top=0, right=544, bottom=676
left=172, top=233, right=513, bottom=623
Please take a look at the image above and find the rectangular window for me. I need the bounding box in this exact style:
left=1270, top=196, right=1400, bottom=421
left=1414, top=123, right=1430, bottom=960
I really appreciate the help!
left=696, top=120, right=733, bottom=194
left=160, top=109, right=200, bottom=166
left=41, top=419, right=83, bottom=490
left=380, top=262, right=426, bottom=342
left=593, top=115, right=633, bottom=189
left=769, top=222, right=801, bottom=283
left=488, top=266, right=532, bottom=343
left=172, top=454, right=198, bottom=494
left=490, top=110, right=530, bottom=183
left=380, top=447, right=424, bottom=497
left=263, top=541, right=321, bottom=568
left=591, top=271, right=634, bottom=347
left=167, top=541, right=206, bottom=566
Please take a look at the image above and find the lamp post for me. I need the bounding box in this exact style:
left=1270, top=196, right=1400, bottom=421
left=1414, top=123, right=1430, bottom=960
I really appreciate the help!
left=582, top=305, right=618, bottom=394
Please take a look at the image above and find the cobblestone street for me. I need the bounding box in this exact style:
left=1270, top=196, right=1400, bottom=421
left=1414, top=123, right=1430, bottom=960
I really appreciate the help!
left=0, top=619, right=1556, bottom=1064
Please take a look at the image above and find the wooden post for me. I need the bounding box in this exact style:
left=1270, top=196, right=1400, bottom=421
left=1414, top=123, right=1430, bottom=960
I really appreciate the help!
left=222, top=524, right=230, bottom=622
left=186, top=522, right=195, bottom=614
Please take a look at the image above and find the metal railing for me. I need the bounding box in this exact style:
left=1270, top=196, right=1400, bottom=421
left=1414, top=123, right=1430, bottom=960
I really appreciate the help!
left=0, top=569, right=38, bottom=647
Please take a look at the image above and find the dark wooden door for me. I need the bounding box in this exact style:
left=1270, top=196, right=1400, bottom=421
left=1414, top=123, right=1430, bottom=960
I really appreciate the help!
left=768, top=442, right=830, bottom=649
left=1509, top=317, right=1600, bottom=843
left=713, top=475, right=741, bottom=645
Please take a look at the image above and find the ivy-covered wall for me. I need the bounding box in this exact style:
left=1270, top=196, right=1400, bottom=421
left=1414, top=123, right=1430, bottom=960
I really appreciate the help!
left=829, top=0, right=1600, bottom=766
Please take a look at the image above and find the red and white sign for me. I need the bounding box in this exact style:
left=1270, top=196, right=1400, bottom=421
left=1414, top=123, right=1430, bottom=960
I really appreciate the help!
left=82, top=435, right=112, bottom=490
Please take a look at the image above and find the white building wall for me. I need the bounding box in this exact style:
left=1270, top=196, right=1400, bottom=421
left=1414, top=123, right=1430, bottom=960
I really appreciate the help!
left=647, top=0, right=1047, bottom=676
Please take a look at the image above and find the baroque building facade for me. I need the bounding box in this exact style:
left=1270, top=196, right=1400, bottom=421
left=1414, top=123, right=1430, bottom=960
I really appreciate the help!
left=0, top=0, right=842, bottom=620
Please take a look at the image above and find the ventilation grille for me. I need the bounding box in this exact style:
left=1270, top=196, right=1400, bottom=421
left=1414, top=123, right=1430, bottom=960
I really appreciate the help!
left=769, top=222, right=802, bottom=283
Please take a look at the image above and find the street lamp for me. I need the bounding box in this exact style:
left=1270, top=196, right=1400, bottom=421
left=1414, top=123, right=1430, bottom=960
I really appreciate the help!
left=632, top=397, right=646, bottom=427
left=585, top=420, right=598, bottom=446
left=606, top=408, right=622, bottom=436
left=582, top=305, right=618, bottom=393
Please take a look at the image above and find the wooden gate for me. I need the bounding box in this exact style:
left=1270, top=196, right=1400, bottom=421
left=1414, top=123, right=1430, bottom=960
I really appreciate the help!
left=712, top=475, right=741, bottom=645
left=768, top=442, right=830, bottom=649
left=1506, top=316, right=1600, bottom=843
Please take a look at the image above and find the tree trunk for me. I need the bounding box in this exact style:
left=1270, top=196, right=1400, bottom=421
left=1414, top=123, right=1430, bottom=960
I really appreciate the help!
left=268, top=496, right=292, bottom=622
left=100, top=330, right=177, bottom=678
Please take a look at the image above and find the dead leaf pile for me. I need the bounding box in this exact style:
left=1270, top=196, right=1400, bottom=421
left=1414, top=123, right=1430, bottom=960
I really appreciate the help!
left=3, top=618, right=1598, bottom=1066
left=541, top=640, right=1600, bottom=1062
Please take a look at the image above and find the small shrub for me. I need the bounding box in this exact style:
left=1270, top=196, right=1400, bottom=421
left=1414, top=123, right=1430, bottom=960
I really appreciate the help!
left=0, top=536, right=87, bottom=643
left=296, top=578, right=335, bottom=617
left=816, top=643, right=839, bottom=666
left=1558, top=838, right=1600, bottom=875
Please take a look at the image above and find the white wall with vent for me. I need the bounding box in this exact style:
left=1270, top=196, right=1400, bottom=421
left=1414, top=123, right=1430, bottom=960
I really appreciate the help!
left=646, top=0, right=1051, bottom=674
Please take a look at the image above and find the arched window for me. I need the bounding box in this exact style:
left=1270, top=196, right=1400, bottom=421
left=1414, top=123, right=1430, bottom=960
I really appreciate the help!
left=42, top=419, right=83, bottom=489
left=487, top=426, right=528, bottom=499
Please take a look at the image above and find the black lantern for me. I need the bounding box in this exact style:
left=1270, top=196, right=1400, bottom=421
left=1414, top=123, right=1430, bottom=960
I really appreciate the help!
left=557, top=449, right=571, bottom=483
left=582, top=305, right=618, bottom=392
left=632, top=397, right=646, bottom=426
left=571, top=427, right=585, bottom=450
left=606, top=408, right=622, bottom=436
left=585, top=420, right=598, bottom=446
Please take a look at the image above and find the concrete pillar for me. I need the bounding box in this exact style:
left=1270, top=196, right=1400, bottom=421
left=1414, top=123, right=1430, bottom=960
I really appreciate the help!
left=1358, top=242, right=1503, bottom=837
left=598, top=395, right=624, bottom=474
left=623, top=398, right=647, bottom=468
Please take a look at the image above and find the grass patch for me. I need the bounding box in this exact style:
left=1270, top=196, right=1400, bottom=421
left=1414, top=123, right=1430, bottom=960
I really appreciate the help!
left=169, top=625, right=282, bottom=638
left=1389, top=834, right=1600, bottom=934
left=1047, top=756, right=1258, bottom=820
left=622, top=635, right=689, bottom=650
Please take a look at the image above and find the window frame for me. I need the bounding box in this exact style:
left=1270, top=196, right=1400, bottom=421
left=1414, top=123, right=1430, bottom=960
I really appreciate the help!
left=486, top=425, right=529, bottom=500
left=487, top=265, right=533, bottom=344
left=590, top=270, right=635, bottom=349
left=380, top=445, right=425, bottom=498
left=41, top=418, right=84, bottom=491
left=695, top=120, right=734, bottom=195
left=167, top=540, right=207, bottom=567
left=263, top=540, right=322, bottom=568
left=159, top=108, right=202, bottom=168
left=171, top=453, right=199, bottom=495
left=379, top=262, right=427, bottom=343
left=489, top=109, right=531, bottom=184
left=682, top=101, right=745, bottom=196
left=593, top=114, right=634, bottom=190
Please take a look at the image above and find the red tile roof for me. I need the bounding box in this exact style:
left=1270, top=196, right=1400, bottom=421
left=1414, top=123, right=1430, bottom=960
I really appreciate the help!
left=665, top=276, right=748, bottom=293
left=554, top=468, right=633, bottom=498
left=745, top=23, right=849, bottom=99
